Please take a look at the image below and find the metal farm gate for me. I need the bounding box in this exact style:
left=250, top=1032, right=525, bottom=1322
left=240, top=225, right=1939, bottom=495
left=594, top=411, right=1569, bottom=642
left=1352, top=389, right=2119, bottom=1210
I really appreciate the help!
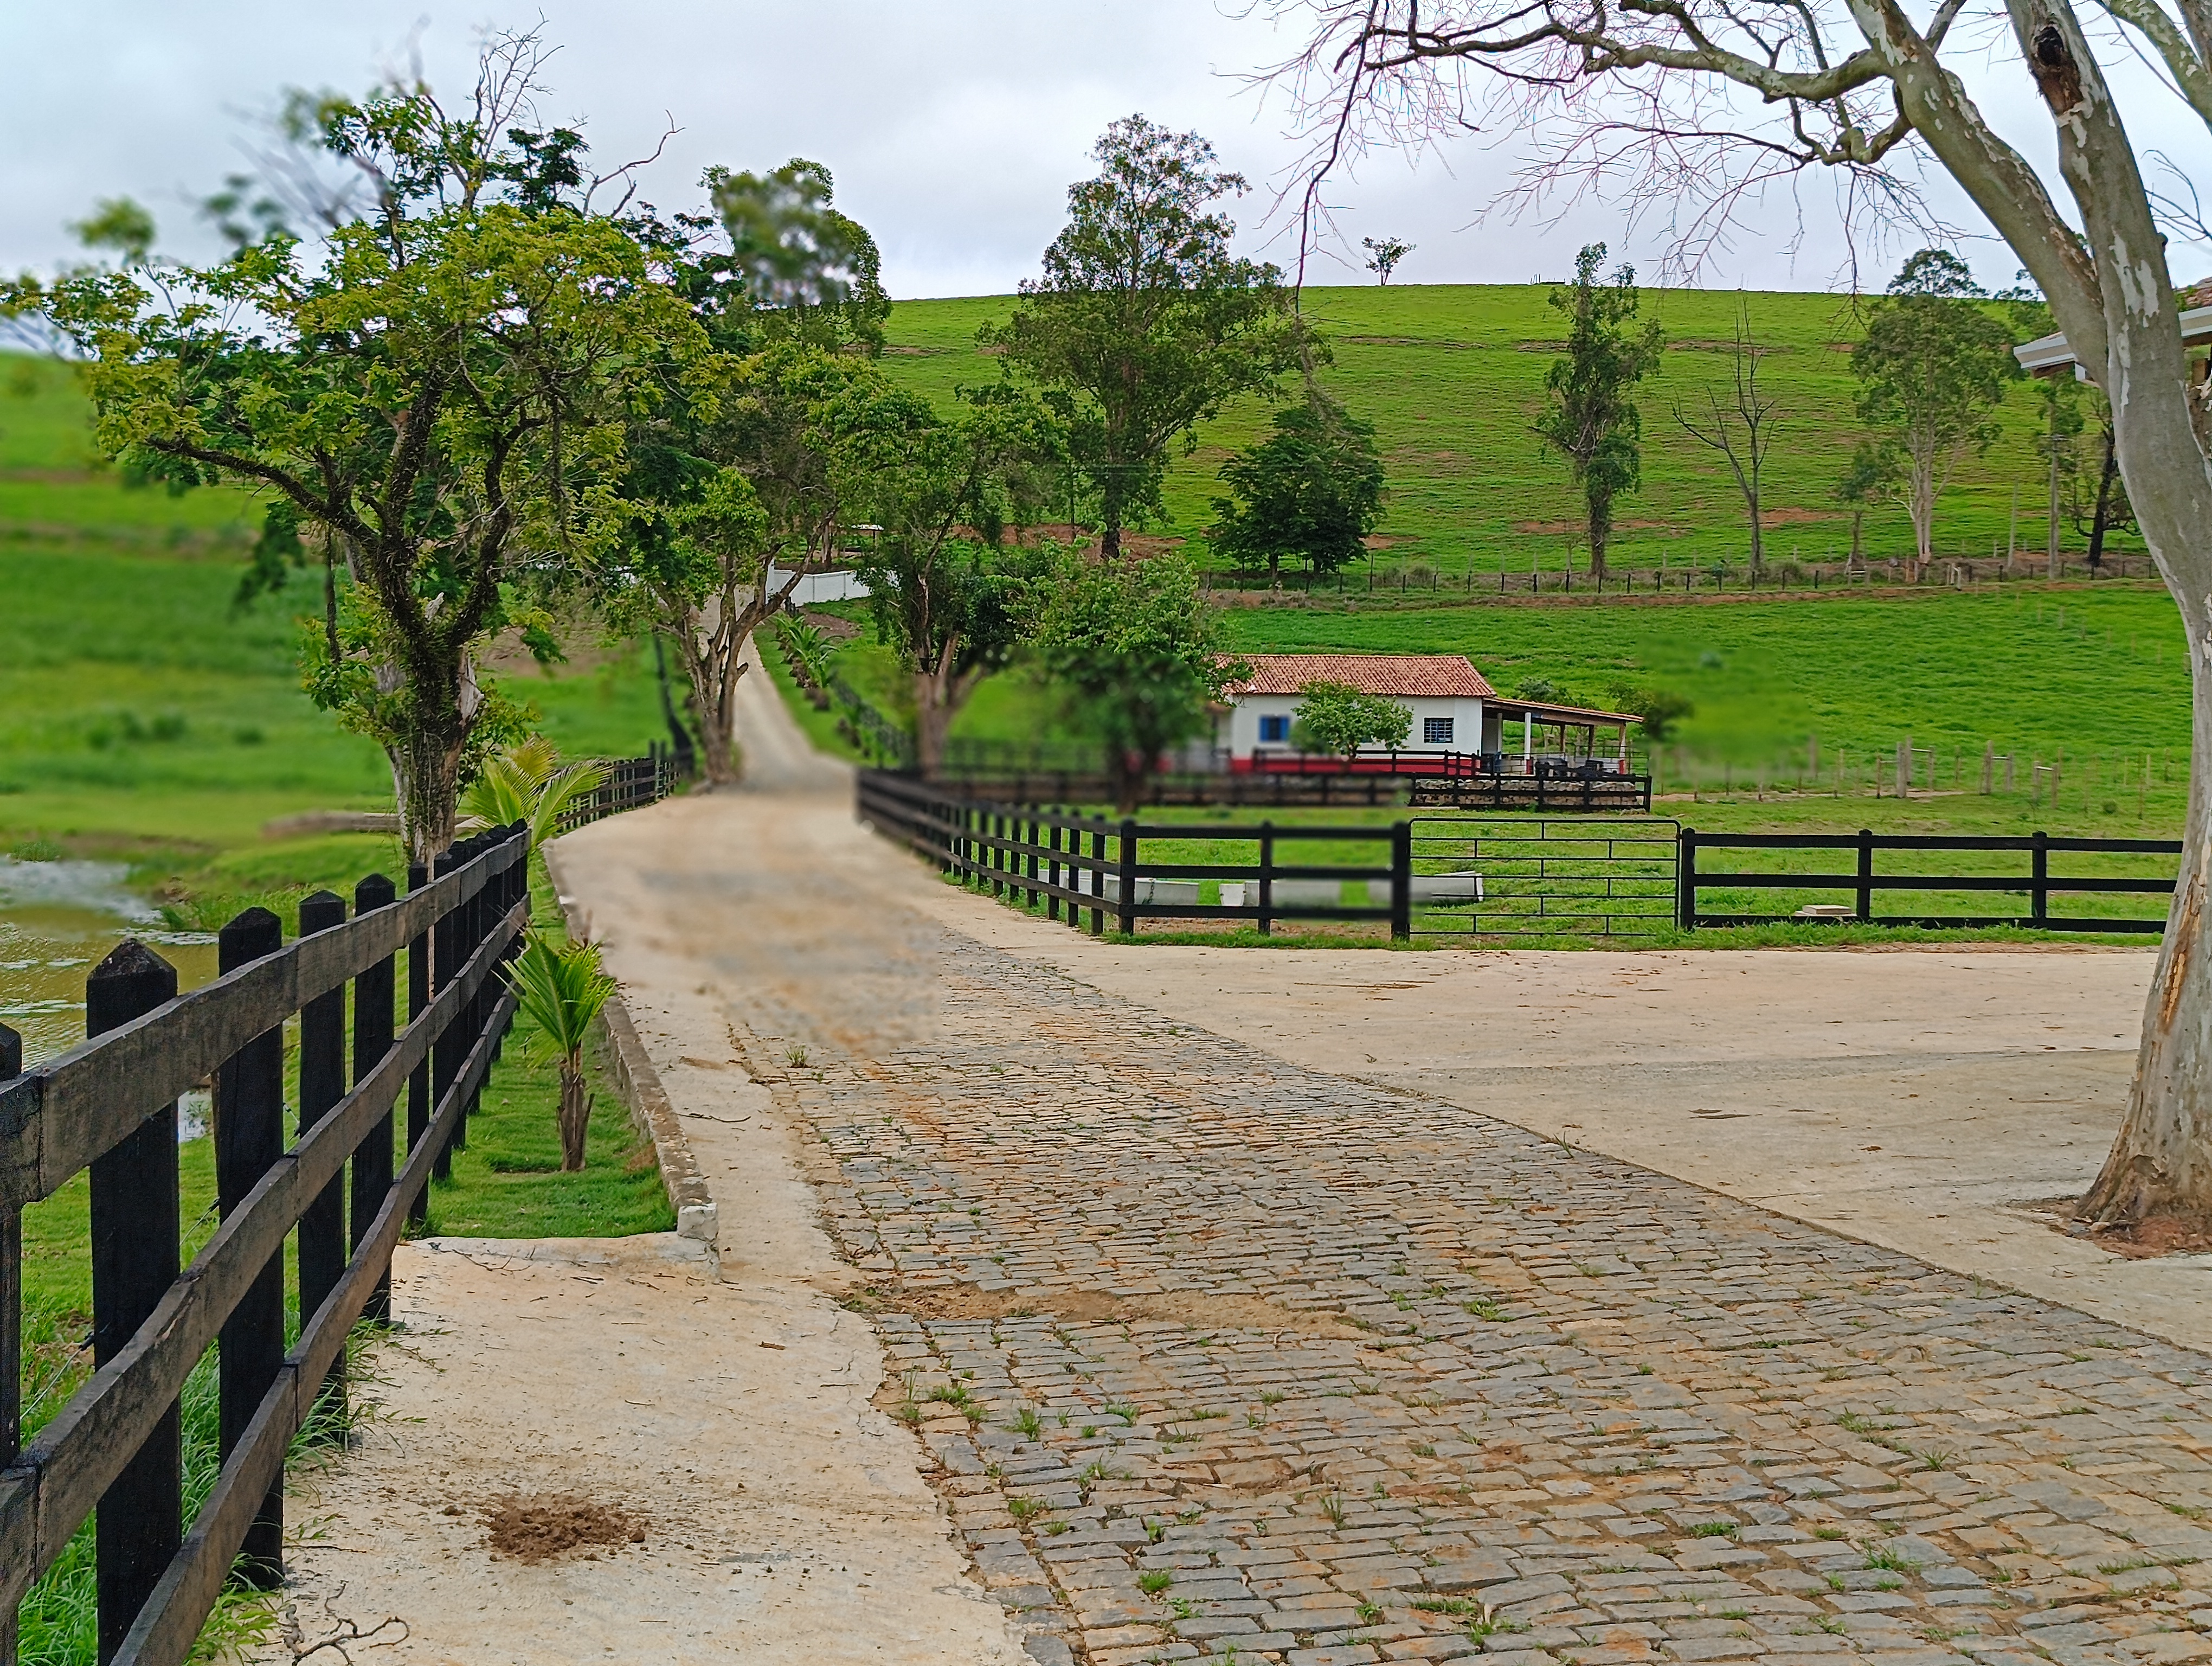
left=1407, top=816, right=1681, bottom=940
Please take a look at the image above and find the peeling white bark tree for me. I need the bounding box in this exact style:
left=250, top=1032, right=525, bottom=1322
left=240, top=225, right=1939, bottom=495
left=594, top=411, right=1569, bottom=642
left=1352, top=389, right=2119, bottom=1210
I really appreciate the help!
left=1266, top=0, right=2212, bottom=1223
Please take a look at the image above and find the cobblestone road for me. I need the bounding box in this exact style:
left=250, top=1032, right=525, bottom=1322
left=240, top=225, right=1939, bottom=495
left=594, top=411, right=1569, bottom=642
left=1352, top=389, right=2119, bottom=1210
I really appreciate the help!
left=715, top=889, right=2212, bottom=1666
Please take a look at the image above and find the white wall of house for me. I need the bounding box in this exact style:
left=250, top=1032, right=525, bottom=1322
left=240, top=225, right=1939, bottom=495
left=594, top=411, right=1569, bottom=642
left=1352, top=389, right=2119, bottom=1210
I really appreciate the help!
left=1218, top=694, right=1488, bottom=759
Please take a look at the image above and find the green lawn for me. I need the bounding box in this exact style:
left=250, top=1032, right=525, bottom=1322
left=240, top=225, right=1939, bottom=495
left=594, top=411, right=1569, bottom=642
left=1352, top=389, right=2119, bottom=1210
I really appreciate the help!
left=878, top=284, right=2131, bottom=578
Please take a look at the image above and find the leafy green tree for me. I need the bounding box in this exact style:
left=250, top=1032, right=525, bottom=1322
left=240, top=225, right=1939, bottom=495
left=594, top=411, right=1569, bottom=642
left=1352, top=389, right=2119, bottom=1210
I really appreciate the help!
left=835, top=384, right=1060, bottom=771
left=1290, top=681, right=1411, bottom=759
left=1603, top=681, right=1695, bottom=741
left=1850, top=250, right=2020, bottom=578
left=1361, top=235, right=1413, bottom=284
left=1033, top=552, right=1246, bottom=811
left=1209, top=398, right=1385, bottom=586
left=603, top=160, right=889, bottom=786
left=1834, top=443, right=1899, bottom=567
left=506, top=932, right=618, bottom=1172
left=1534, top=244, right=1664, bottom=581
left=12, top=39, right=708, bottom=858
left=986, top=116, right=1303, bottom=559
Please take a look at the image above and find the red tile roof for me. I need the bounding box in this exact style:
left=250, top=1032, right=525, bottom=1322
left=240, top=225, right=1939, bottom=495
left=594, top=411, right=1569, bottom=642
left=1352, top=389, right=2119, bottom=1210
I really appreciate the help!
left=1225, top=653, right=1496, bottom=699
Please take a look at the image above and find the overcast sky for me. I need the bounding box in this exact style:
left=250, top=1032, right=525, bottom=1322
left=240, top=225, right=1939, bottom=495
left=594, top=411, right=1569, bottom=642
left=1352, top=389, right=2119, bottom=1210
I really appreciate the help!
left=2, top=2, right=2199, bottom=298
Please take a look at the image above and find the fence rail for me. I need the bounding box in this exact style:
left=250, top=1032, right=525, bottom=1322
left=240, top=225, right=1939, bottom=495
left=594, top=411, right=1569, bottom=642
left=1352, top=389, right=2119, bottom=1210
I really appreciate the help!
left=554, top=744, right=681, bottom=836
left=1409, top=817, right=1681, bottom=938
left=0, top=824, right=531, bottom=1666
left=1679, top=828, right=2182, bottom=932
left=858, top=771, right=1412, bottom=937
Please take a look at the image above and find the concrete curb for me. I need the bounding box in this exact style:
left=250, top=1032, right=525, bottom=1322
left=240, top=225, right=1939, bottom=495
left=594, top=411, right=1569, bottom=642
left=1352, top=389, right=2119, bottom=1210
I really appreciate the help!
left=543, top=840, right=719, bottom=1250
left=597, top=991, right=719, bottom=1247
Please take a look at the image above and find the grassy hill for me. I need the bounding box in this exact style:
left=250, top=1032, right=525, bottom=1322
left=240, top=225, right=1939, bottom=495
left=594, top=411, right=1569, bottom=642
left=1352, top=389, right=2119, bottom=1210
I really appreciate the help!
left=878, top=284, right=2118, bottom=576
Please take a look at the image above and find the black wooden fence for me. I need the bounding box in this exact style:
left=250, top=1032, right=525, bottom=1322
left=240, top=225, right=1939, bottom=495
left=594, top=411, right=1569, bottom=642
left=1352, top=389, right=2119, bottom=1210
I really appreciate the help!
left=858, top=771, right=1412, bottom=937
left=1678, top=828, right=2181, bottom=932
left=0, top=823, right=530, bottom=1665
left=552, top=744, right=681, bottom=837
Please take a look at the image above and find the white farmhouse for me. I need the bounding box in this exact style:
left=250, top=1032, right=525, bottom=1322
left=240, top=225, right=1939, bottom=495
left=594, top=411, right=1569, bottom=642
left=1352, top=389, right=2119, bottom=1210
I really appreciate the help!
left=1215, top=652, right=1638, bottom=773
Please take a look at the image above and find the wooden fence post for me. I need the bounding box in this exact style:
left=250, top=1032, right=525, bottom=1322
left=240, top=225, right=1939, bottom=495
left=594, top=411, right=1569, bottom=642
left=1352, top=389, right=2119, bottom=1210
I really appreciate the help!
left=212, top=907, right=287, bottom=1592
left=352, top=873, right=398, bottom=1324
left=1676, top=829, right=1698, bottom=931
left=406, top=862, right=431, bottom=1226
left=1090, top=825, right=1105, bottom=937
left=0, top=1022, right=18, bottom=1666
left=1258, top=823, right=1275, bottom=938
left=1117, top=819, right=1139, bottom=938
left=87, top=940, right=182, bottom=1663
left=431, top=848, right=461, bottom=1184
left=296, top=889, right=349, bottom=1421
left=2032, top=830, right=2050, bottom=925
left=1857, top=829, right=1876, bottom=923
left=1390, top=822, right=1412, bottom=940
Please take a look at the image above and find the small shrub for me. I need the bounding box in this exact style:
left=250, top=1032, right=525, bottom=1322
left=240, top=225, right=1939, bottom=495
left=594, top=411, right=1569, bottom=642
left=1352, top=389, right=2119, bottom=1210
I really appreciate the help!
left=232, top=725, right=265, bottom=746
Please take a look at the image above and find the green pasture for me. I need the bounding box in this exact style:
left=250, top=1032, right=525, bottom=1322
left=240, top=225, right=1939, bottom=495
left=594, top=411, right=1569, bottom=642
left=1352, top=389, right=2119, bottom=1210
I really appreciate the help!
left=879, top=284, right=2129, bottom=577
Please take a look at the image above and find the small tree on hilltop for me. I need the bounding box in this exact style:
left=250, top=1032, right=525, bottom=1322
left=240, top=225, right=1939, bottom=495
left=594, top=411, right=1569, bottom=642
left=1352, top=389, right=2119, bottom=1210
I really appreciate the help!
left=1290, top=681, right=1411, bottom=760
left=987, top=116, right=1306, bottom=559
left=1850, top=251, right=2020, bottom=581
left=1033, top=552, right=1246, bottom=812
left=1209, top=396, right=1386, bottom=587
left=1361, top=235, right=1413, bottom=284
left=1533, top=244, right=1664, bottom=582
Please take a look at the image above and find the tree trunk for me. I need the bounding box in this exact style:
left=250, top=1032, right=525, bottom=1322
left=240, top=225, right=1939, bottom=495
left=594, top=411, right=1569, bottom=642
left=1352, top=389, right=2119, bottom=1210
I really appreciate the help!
left=1747, top=484, right=1764, bottom=572
left=1907, top=462, right=1936, bottom=582
left=1585, top=487, right=1611, bottom=581
left=2087, top=427, right=2119, bottom=569
left=2047, top=442, right=2063, bottom=580
left=913, top=638, right=975, bottom=777
left=557, top=1060, right=589, bottom=1172
left=390, top=712, right=467, bottom=864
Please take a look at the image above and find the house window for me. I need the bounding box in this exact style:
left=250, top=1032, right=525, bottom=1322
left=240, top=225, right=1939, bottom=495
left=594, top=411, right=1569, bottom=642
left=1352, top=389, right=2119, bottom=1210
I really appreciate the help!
left=1258, top=714, right=1290, bottom=744
left=1423, top=716, right=1455, bottom=745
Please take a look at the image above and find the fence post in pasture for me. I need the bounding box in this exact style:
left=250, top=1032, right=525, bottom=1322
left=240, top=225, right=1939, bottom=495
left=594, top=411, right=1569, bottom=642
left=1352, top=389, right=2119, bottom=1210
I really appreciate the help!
left=431, top=848, right=462, bottom=1183
left=1117, top=819, right=1139, bottom=938
left=352, top=873, right=398, bottom=1324
left=0, top=1023, right=18, bottom=1666
left=1390, top=822, right=1413, bottom=940
left=87, top=940, right=183, bottom=1660
left=1983, top=742, right=1995, bottom=795
left=297, top=889, right=350, bottom=1420
left=2032, top=830, right=2050, bottom=925
left=1676, top=829, right=1698, bottom=931
left=1857, top=829, right=1876, bottom=923
left=1090, top=825, right=1105, bottom=936
left=1258, top=823, right=1276, bottom=937
left=1027, top=813, right=1040, bottom=910
left=211, top=906, right=287, bottom=1592
left=1047, top=819, right=1062, bottom=921
left=406, top=862, right=432, bottom=1225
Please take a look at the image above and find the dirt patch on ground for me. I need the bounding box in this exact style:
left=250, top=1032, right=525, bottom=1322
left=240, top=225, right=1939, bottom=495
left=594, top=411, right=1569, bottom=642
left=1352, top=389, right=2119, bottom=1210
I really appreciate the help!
left=2011, top=1195, right=2212, bottom=1258
left=848, top=1280, right=1364, bottom=1337
left=481, top=1493, right=648, bottom=1564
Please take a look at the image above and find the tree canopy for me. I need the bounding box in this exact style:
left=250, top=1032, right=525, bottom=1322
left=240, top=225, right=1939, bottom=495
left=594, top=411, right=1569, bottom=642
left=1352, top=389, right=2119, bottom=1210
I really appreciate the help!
left=1290, top=681, right=1411, bottom=759
left=1850, top=251, right=2020, bottom=577
left=1208, top=398, right=1385, bottom=585
left=1533, top=244, right=1663, bottom=581
left=986, top=116, right=1304, bottom=558
left=10, top=36, right=713, bottom=856
left=1032, top=552, right=1245, bottom=811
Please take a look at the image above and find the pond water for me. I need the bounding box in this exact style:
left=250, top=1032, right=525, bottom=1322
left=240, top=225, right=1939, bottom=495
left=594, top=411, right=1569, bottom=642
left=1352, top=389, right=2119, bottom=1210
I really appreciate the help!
left=0, top=859, right=220, bottom=1138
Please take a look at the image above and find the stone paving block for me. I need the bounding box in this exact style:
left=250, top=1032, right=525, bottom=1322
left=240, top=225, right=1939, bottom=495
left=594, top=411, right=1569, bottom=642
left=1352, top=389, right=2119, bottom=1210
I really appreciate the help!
left=729, top=924, right=2212, bottom=1666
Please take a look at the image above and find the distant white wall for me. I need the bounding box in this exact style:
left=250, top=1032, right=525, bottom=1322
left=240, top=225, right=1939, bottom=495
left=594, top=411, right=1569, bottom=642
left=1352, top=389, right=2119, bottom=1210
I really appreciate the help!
left=1218, top=694, right=1486, bottom=759
left=771, top=565, right=871, bottom=605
